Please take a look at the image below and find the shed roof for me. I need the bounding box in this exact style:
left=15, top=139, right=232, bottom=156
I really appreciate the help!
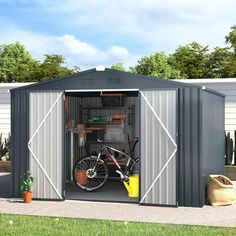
left=10, top=68, right=223, bottom=96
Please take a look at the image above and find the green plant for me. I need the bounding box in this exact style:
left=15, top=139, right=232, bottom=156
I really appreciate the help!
left=20, top=171, right=34, bottom=192
left=225, top=132, right=233, bottom=165
left=0, top=133, right=4, bottom=158
left=0, top=133, right=11, bottom=161
left=3, top=133, right=11, bottom=161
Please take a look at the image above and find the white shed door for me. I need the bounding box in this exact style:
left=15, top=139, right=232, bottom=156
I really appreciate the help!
left=140, top=90, right=177, bottom=205
left=28, top=92, right=64, bottom=200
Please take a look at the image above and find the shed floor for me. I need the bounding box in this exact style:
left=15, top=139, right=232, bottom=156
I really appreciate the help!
left=65, top=180, right=138, bottom=203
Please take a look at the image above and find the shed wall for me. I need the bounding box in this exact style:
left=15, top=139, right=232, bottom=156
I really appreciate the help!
left=176, top=79, right=234, bottom=141
left=11, top=90, right=29, bottom=197
left=178, top=88, right=202, bottom=207
left=201, top=90, right=225, bottom=200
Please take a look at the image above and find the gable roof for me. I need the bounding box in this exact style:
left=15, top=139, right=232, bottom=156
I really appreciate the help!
left=11, top=68, right=203, bottom=93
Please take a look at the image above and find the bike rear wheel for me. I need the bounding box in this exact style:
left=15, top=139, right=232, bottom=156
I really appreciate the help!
left=73, top=156, right=108, bottom=191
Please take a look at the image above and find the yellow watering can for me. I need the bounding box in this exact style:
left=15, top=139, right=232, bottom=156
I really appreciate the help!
left=123, top=175, right=139, bottom=198
left=116, top=171, right=139, bottom=198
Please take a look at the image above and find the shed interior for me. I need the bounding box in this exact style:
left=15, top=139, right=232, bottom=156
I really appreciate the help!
left=64, top=91, right=140, bottom=203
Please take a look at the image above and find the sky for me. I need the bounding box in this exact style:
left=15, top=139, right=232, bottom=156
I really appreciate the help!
left=0, top=0, right=236, bottom=70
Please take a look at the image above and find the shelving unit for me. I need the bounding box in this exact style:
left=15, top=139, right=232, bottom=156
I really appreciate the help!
left=77, top=95, right=135, bottom=178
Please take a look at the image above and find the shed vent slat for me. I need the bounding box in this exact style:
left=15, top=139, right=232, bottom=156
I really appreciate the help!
left=107, top=77, right=121, bottom=85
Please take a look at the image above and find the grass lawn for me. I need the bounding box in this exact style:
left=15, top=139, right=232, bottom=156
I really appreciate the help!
left=0, top=214, right=235, bottom=236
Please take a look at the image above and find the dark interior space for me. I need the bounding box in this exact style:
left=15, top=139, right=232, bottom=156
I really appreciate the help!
left=64, top=91, right=140, bottom=203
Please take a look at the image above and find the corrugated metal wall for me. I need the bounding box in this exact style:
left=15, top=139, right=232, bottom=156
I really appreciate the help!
left=28, top=92, right=63, bottom=199
left=178, top=88, right=202, bottom=206
left=176, top=79, right=232, bottom=151
left=140, top=90, right=177, bottom=205
left=201, top=90, right=225, bottom=203
left=11, top=90, right=29, bottom=197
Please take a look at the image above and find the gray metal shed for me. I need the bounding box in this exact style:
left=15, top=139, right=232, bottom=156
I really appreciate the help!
left=11, top=68, right=225, bottom=207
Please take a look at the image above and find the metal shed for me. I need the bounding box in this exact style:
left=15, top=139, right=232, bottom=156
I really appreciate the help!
left=11, top=68, right=225, bottom=207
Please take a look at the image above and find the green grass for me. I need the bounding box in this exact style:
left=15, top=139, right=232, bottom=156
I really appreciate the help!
left=0, top=214, right=235, bottom=236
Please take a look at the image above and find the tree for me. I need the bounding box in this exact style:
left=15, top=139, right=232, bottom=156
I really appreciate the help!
left=225, top=25, right=236, bottom=53
left=130, top=52, right=184, bottom=79
left=0, top=42, right=38, bottom=82
left=35, top=54, right=74, bottom=81
left=169, top=42, right=210, bottom=79
left=111, top=63, right=126, bottom=71
left=207, top=47, right=234, bottom=78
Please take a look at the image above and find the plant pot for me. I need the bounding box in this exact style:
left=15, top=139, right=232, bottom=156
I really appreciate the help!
left=75, top=170, right=88, bottom=185
left=23, top=191, right=33, bottom=203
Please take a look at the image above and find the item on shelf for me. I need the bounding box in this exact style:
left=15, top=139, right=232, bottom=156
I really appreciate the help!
left=65, top=119, right=74, bottom=129
left=100, top=93, right=125, bottom=107
left=86, top=127, right=105, bottom=141
left=88, top=115, right=112, bottom=123
left=111, top=114, right=126, bottom=120
left=78, top=131, right=86, bottom=147
left=77, top=123, right=85, bottom=131
left=104, top=125, right=125, bottom=142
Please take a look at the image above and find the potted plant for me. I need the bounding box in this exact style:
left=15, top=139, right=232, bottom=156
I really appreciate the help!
left=20, top=170, right=34, bottom=203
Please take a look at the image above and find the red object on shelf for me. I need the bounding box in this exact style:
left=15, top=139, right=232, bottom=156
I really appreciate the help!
left=111, top=114, right=126, bottom=119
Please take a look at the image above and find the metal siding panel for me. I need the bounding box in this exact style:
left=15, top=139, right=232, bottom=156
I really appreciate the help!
left=201, top=91, right=225, bottom=205
left=140, top=90, right=177, bottom=205
left=29, top=92, right=63, bottom=199
left=11, top=90, right=28, bottom=198
left=178, top=88, right=202, bottom=207
left=190, top=89, right=200, bottom=205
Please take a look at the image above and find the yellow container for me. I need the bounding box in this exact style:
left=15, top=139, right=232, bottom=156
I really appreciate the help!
left=123, top=175, right=139, bottom=198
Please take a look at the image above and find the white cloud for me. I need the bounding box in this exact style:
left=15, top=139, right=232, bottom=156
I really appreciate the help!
left=0, top=25, right=139, bottom=69
left=40, top=0, right=236, bottom=53
left=0, top=0, right=236, bottom=69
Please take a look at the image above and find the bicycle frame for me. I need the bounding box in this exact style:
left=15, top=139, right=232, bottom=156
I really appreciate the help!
left=92, top=144, right=138, bottom=180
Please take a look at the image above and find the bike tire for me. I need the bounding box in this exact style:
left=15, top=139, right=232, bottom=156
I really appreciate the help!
left=73, top=156, right=109, bottom=191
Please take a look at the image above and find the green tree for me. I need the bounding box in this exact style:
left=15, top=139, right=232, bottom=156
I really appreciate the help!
left=35, top=54, right=74, bottom=81
left=169, top=42, right=210, bottom=79
left=225, top=25, right=236, bottom=53
left=130, top=52, right=184, bottom=79
left=111, top=63, right=126, bottom=71
left=0, top=42, right=38, bottom=82
left=207, top=47, right=234, bottom=78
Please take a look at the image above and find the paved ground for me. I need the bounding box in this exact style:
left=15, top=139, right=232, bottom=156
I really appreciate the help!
left=1, top=173, right=236, bottom=228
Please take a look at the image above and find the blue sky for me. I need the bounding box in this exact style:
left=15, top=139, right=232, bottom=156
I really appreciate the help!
left=0, top=0, right=236, bottom=70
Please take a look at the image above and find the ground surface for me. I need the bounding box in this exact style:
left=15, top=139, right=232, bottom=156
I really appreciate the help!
left=1, top=173, right=236, bottom=228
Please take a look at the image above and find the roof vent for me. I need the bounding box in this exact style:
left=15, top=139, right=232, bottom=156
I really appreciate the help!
left=107, top=77, right=121, bottom=85
left=96, top=66, right=105, bottom=71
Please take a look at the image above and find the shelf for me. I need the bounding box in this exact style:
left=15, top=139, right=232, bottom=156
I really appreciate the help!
left=84, top=122, right=126, bottom=125
left=82, top=106, right=133, bottom=110
left=85, top=141, right=126, bottom=144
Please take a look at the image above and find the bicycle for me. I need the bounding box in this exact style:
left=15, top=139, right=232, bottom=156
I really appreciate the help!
left=73, top=138, right=139, bottom=191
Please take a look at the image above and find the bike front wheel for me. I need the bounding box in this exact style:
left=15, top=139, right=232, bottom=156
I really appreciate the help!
left=73, top=156, right=108, bottom=191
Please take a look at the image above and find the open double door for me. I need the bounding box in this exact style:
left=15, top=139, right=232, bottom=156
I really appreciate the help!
left=27, top=89, right=177, bottom=206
